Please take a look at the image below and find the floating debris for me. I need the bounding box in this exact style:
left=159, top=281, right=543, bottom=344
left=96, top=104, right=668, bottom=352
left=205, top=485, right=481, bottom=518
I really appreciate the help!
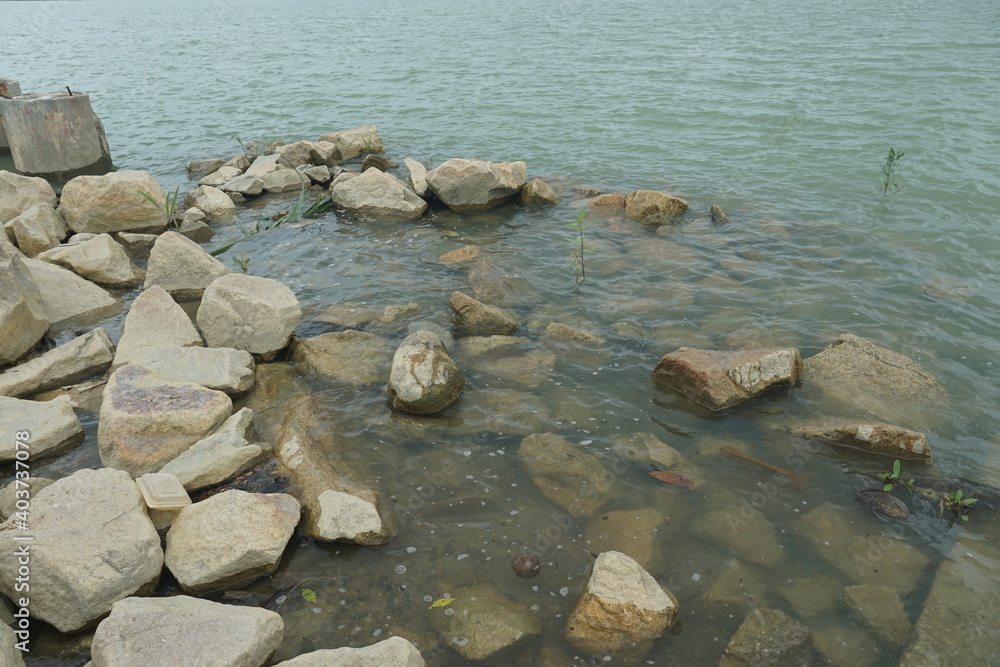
left=649, top=470, right=696, bottom=488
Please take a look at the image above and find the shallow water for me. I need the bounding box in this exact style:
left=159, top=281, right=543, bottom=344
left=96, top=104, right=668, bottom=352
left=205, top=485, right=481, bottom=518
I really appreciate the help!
left=4, top=0, right=1000, bottom=664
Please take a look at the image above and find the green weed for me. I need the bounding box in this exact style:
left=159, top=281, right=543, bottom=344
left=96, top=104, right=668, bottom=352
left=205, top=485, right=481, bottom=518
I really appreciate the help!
left=140, top=186, right=181, bottom=230
left=563, top=209, right=593, bottom=284
left=881, top=147, right=905, bottom=194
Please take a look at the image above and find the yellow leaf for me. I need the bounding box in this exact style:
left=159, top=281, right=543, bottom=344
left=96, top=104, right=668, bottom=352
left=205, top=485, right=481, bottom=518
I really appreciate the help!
left=428, top=597, right=455, bottom=610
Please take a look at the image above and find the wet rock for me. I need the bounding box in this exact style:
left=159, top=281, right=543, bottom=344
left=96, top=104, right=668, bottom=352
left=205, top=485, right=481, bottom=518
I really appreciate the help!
left=404, top=157, right=429, bottom=197
left=91, top=595, right=283, bottom=666
left=543, top=321, right=605, bottom=344
left=112, top=285, right=204, bottom=370
left=429, top=583, right=540, bottom=661
left=330, top=168, right=427, bottom=221
left=8, top=203, right=67, bottom=256
left=197, top=274, right=302, bottom=360
left=448, top=291, right=517, bottom=334
left=777, top=574, right=842, bottom=618
left=362, top=153, right=399, bottom=172
left=187, top=158, right=225, bottom=180
left=0, top=170, right=57, bottom=224
left=182, top=184, right=236, bottom=220
left=0, top=622, right=25, bottom=667
left=35, top=379, right=106, bottom=413
left=0, top=243, right=47, bottom=365
left=198, top=165, right=242, bottom=187
left=710, top=204, right=730, bottom=223
left=457, top=334, right=526, bottom=357
left=274, top=637, right=425, bottom=666
left=159, top=429, right=263, bottom=492
left=470, top=347, right=556, bottom=390
left=438, top=245, right=480, bottom=263
left=695, top=507, right=785, bottom=567
left=588, top=193, right=626, bottom=212
left=128, top=345, right=255, bottom=394
left=37, top=233, right=143, bottom=288
left=583, top=508, right=665, bottom=569
left=0, top=395, right=83, bottom=461
left=810, top=620, right=881, bottom=667
left=23, top=258, right=118, bottom=327
left=297, top=163, right=331, bottom=184
left=165, top=490, right=300, bottom=593
left=387, top=330, right=464, bottom=414
left=0, top=468, right=163, bottom=633
left=612, top=432, right=692, bottom=470
left=517, top=178, right=560, bottom=206
left=468, top=257, right=512, bottom=303
left=178, top=218, right=214, bottom=243
left=378, top=302, right=420, bottom=324
left=0, top=476, right=55, bottom=520
left=565, top=551, right=678, bottom=661
left=426, top=158, right=528, bottom=213
left=519, top=432, right=617, bottom=516
left=720, top=607, right=810, bottom=666
left=59, top=170, right=166, bottom=234
left=450, top=387, right=549, bottom=436
left=704, top=560, right=771, bottom=608
left=98, top=365, right=233, bottom=477
left=652, top=346, right=802, bottom=411
left=145, top=231, right=231, bottom=300
left=273, top=140, right=325, bottom=168
left=315, top=301, right=380, bottom=327
left=219, top=173, right=265, bottom=197
left=624, top=190, right=689, bottom=223
left=292, top=330, right=392, bottom=386
left=842, top=584, right=911, bottom=647
left=318, top=124, right=382, bottom=161
left=0, top=327, right=111, bottom=398
left=788, top=419, right=931, bottom=460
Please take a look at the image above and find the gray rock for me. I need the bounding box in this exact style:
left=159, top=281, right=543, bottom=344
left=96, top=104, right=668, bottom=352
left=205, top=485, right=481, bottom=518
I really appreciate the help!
left=544, top=321, right=606, bottom=344
left=404, top=158, right=429, bottom=197
left=197, top=274, right=302, bottom=360
left=450, top=386, right=549, bottom=436
left=0, top=171, right=57, bottom=225
left=112, top=285, right=204, bottom=371
left=8, top=203, right=67, bottom=256
left=468, top=257, right=512, bottom=304
left=273, top=141, right=325, bottom=168
left=0, top=327, right=113, bottom=398
left=0, top=468, right=163, bottom=633
left=330, top=168, right=427, bottom=221
left=178, top=219, right=214, bottom=243
left=128, top=345, right=255, bottom=394
left=144, top=231, right=232, bottom=301
left=387, top=330, right=464, bottom=415
left=318, top=124, right=382, bottom=161
left=114, top=232, right=158, bottom=251
left=378, top=302, right=420, bottom=324
left=22, top=258, right=118, bottom=328
left=518, top=433, right=617, bottom=517
left=91, top=595, right=283, bottom=667
left=624, top=190, right=689, bottom=223
left=58, top=170, right=167, bottom=234
left=243, top=154, right=286, bottom=178
left=260, top=168, right=306, bottom=194
left=0, top=395, right=83, bottom=461
left=187, top=159, right=225, bottom=180
left=314, top=141, right=343, bottom=167
left=721, top=608, right=810, bottom=666
left=224, top=154, right=252, bottom=171
left=711, top=204, right=730, bottom=223
left=842, top=584, right=911, bottom=647
left=273, top=637, right=424, bottom=667
left=182, top=185, right=236, bottom=220
left=98, top=365, right=232, bottom=477
left=426, top=158, right=527, bottom=213
left=315, top=302, right=380, bottom=328
left=219, top=173, right=265, bottom=196
left=165, top=490, right=300, bottom=593
left=517, top=178, right=559, bottom=206
left=0, top=476, right=55, bottom=520
left=159, top=431, right=262, bottom=492
left=788, top=419, right=931, bottom=460
left=468, top=347, right=556, bottom=390
left=291, top=331, right=393, bottom=386
left=217, top=407, right=255, bottom=440
left=362, top=154, right=398, bottom=172
left=0, top=622, right=25, bottom=666
left=198, top=165, right=242, bottom=187
left=244, top=138, right=271, bottom=162
left=429, top=583, right=540, bottom=661
left=180, top=207, right=207, bottom=225
left=0, top=243, right=48, bottom=365
left=297, top=164, right=331, bottom=184
left=448, top=291, right=517, bottom=334
left=36, top=233, right=143, bottom=288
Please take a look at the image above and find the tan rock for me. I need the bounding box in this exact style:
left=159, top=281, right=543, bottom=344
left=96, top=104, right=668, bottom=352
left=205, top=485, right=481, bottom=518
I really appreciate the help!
left=426, top=158, right=527, bottom=213
left=112, top=285, right=204, bottom=370
left=438, top=245, right=480, bottom=263
left=429, top=583, right=540, bottom=661
left=330, top=168, right=427, bottom=221
left=0, top=243, right=47, bottom=365
left=789, top=419, right=931, bottom=459
left=22, top=258, right=118, bottom=328
left=8, top=203, right=67, bottom=256
left=197, top=274, right=302, bottom=360
left=318, top=124, right=382, bottom=161
left=0, top=327, right=113, bottom=398
left=517, top=177, right=559, bottom=205
left=448, top=291, right=517, bottom=334
left=144, top=231, right=231, bottom=300
left=37, top=233, right=142, bottom=288
left=624, top=190, right=689, bottom=223
left=387, top=330, right=464, bottom=414
left=58, top=170, right=167, bottom=234
left=0, top=170, right=57, bottom=225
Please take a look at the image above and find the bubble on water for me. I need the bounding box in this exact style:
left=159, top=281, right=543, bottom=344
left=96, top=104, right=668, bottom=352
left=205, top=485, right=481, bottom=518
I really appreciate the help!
left=691, top=573, right=701, bottom=581
left=559, top=587, right=570, bottom=597
left=406, top=547, right=416, bottom=553
left=452, top=635, right=467, bottom=645
left=424, top=595, right=433, bottom=602
left=395, top=565, right=407, bottom=574
left=457, top=554, right=469, bottom=561
left=444, top=608, right=455, bottom=616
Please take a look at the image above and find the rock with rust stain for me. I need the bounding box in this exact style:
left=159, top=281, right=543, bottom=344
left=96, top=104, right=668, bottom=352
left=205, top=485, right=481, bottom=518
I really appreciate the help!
left=387, top=330, right=464, bottom=415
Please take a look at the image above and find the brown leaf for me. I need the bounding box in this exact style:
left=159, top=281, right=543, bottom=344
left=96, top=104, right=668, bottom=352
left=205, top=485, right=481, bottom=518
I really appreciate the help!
left=649, top=470, right=696, bottom=488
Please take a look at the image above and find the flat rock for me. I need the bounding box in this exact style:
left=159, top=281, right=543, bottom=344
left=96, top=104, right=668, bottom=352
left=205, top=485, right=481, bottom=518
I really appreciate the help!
left=842, top=584, right=912, bottom=647
left=8, top=203, right=67, bottom=256
left=159, top=430, right=263, bottom=491
left=114, top=232, right=158, bottom=251
left=330, top=168, right=427, bottom=221
left=404, top=157, right=429, bottom=197
left=387, top=330, right=464, bottom=414
left=220, top=173, right=265, bottom=196
left=198, top=165, right=242, bottom=187
left=187, top=159, right=225, bottom=180
left=653, top=346, right=802, bottom=410
left=0, top=171, right=57, bottom=225
left=37, top=232, right=142, bottom=288
left=695, top=507, right=785, bottom=567
left=144, top=231, right=232, bottom=300
left=274, top=637, right=424, bottom=667
left=470, top=347, right=556, bottom=389
left=624, top=190, right=689, bottom=223
left=23, top=258, right=118, bottom=328
left=0, top=468, right=163, bottom=633
left=315, top=301, right=380, bottom=327
left=91, top=595, right=283, bottom=667
left=720, top=607, right=810, bottom=666
left=429, top=583, right=540, bottom=661
left=112, top=285, right=204, bottom=370
left=0, top=395, right=83, bottom=461
left=197, top=273, right=302, bottom=360
left=34, top=379, right=107, bottom=413
left=0, top=243, right=48, bottom=365
left=129, top=344, right=255, bottom=394
left=0, top=327, right=112, bottom=398
left=517, top=177, right=559, bottom=205
left=448, top=291, right=517, bottom=334
left=182, top=184, right=236, bottom=220
left=518, top=432, right=617, bottom=517
left=58, top=170, right=167, bottom=234
left=438, top=245, right=480, bottom=263
left=291, top=330, right=392, bottom=385
left=318, top=124, right=382, bottom=161
left=788, top=419, right=931, bottom=460
left=98, top=365, right=232, bottom=477
left=426, top=158, right=527, bottom=213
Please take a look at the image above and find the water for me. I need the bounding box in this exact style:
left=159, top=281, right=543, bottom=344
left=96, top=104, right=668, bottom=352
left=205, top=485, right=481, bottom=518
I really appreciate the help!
left=4, top=0, right=1000, bottom=664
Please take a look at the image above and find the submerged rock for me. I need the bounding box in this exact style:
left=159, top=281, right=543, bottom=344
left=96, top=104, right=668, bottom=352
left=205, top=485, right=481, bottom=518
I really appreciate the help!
left=58, top=170, right=166, bottom=234
left=721, top=607, right=811, bottom=666
left=842, top=584, right=912, bottom=648
left=37, top=232, right=143, bottom=288
left=788, top=419, right=931, bottom=459
left=274, top=637, right=425, bottom=667
left=429, top=583, right=541, bottom=661
left=0, top=327, right=112, bottom=398
left=583, top=508, right=665, bottom=569
left=198, top=274, right=302, bottom=360
left=0, top=395, right=83, bottom=461
left=468, top=257, right=512, bottom=304
left=291, top=330, right=393, bottom=386
left=517, top=177, right=559, bottom=206
left=448, top=291, right=518, bottom=334
left=0, top=170, right=57, bottom=225
left=710, top=204, right=730, bottom=223
left=0, top=242, right=47, bottom=365
left=624, top=190, right=688, bottom=224
left=426, top=158, right=527, bottom=213
left=112, top=285, right=204, bottom=370
left=518, top=432, right=617, bottom=516
left=695, top=507, right=785, bottom=567
left=330, top=168, right=427, bottom=221
left=145, top=231, right=231, bottom=301
left=438, top=245, right=481, bottom=264
left=387, top=330, right=464, bottom=414
left=315, top=301, right=381, bottom=328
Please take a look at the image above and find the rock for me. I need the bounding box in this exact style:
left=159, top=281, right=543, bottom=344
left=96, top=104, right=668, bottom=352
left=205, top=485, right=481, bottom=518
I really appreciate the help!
left=219, top=173, right=265, bottom=196
left=35, top=379, right=106, bottom=413
left=260, top=167, right=306, bottom=193
left=291, top=331, right=394, bottom=386
left=653, top=346, right=802, bottom=411
left=318, top=124, right=383, bottom=160
left=36, top=233, right=143, bottom=288
left=178, top=218, right=214, bottom=243
left=387, top=330, right=464, bottom=415
left=0, top=395, right=83, bottom=461
left=273, top=637, right=424, bottom=667
left=273, top=140, right=326, bottom=168
left=22, top=258, right=118, bottom=328
left=315, top=302, right=380, bottom=328
left=404, top=158, right=429, bottom=197
left=711, top=204, right=730, bottom=223
left=565, top=551, right=678, bottom=661
left=98, top=365, right=232, bottom=477
left=544, top=322, right=605, bottom=344
left=429, top=583, right=540, bottom=661
left=243, top=154, right=286, bottom=178
left=842, top=584, right=911, bottom=647
left=408, top=321, right=454, bottom=351
left=145, top=231, right=231, bottom=301
left=112, top=285, right=204, bottom=370
left=588, top=193, right=626, bottom=211
left=1, top=171, right=57, bottom=226
left=378, top=302, right=420, bottom=324
left=451, top=386, right=549, bottom=436
left=198, top=165, right=242, bottom=187
left=244, top=138, right=272, bottom=162
left=802, top=334, right=948, bottom=430
left=469, top=347, right=556, bottom=390
left=518, top=433, right=617, bottom=516
left=811, top=620, right=881, bottom=667
left=165, top=490, right=300, bottom=593
left=115, top=232, right=158, bottom=251
left=159, top=430, right=263, bottom=492
left=0, top=243, right=47, bottom=365
left=187, top=159, right=225, bottom=180
left=788, top=419, right=931, bottom=460
left=468, top=257, right=512, bottom=303
left=314, top=141, right=343, bottom=167
left=448, top=291, right=517, bottom=334
left=181, top=185, right=236, bottom=220
left=426, top=158, right=527, bottom=213
left=7, top=203, right=67, bottom=256
left=0, top=618, right=25, bottom=667
left=624, top=190, right=689, bottom=223
left=58, top=170, right=166, bottom=234
left=362, top=154, right=399, bottom=172
left=777, top=574, right=842, bottom=618
left=721, top=607, right=810, bottom=666
left=438, top=245, right=480, bottom=263
left=91, top=595, right=283, bottom=667
left=297, top=164, right=331, bottom=184
left=584, top=509, right=665, bottom=569
left=197, top=274, right=302, bottom=360
left=328, top=171, right=360, bottom=190
left=0, top=327, right=113, bottom=397
left=330, top=168, right=427, bottom=221
left=128, top=345, right=255, bottom=394
left=612, top=432, right=690, bottom=469
left=0, top=468, right=162, bottom=633
left=695, top=507, right=785, bottom=567
left=0, top=476, right=56, bottom=520
left=517, top=178, right=560, bottom=206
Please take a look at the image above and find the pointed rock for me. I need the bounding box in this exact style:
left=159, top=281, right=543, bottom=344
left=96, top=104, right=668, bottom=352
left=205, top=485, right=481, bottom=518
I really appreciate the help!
left=197, top=274, right=302, bottom=360
left=404, top=157, right=429, bottom=197
left=7, top=203, right=67, bottom=256
left=517, top=178, right=559, bottom=206
left=145, top=231, right=231, bottom=300
left=112, top=285, right=204, bottom=370
left=0, top=327, right=113, bottom=397
left=0, top=170, right=57, bottom=225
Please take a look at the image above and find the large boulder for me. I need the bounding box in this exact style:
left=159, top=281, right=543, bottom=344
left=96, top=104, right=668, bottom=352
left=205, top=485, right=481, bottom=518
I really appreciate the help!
left=291, top=330, right=393, bottom=386
left=318, top=124, right=382, bottom=161
left=197, top=274, right=302, bottom=360
left=7, top=203, right=67, bottom=256
left=36, top=233, right=143, bottom=288
left=22, top=258, right=118, bottom=328
left=0, top=395, right=84, bottom=461
left=0, top=243, right=47, bottom=365
left=720, top=607, right=811, bottom=666
left=128, top=345, right=255, bottom=394
left=426, top=158, right=527, bottom=213
left=0, top=328, right=114, bottom=396
left=58, top=170, right=167, bottom=234
left=788, top=419, right=931, bottom=460
left=330, top=168, right=427, bottom=221
left=0, top=171, right=56, bottom=224
left=652, top=346, right=802, bottom=410
left=624, top=190, right=689, bottom=223
left=565, top=551, right=679, bottom=662
left=518, top=433, right=617, bottom=517
left=165, top=490, right=300, bottom=593
left=448, top=291, right=517, bottom=334
left=387, top=330, right=464, bottom=414
left=112, top=285, right=204, bottom=370
left=98, top=365, right=233, bottom=477
left=274, top=637, right=424, bottom=667
left=144, top=231, right=231, bottom=301
left=181, top=184, right=236, bottom=220
left=0, top=468, right=163, bottom=633
left=91, top=595, right=284, bottom=666
left=429, top=583, right=541, bottom=661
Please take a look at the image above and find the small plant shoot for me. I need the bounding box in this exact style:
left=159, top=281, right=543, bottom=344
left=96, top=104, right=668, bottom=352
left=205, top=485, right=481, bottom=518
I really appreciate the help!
left=564, top=209, right=593, bottom=284
left=140, top=186, right=181, bottom=230
left=878, top=459, right=978, bottom=524
left=881, top=147, right=904, bottom=194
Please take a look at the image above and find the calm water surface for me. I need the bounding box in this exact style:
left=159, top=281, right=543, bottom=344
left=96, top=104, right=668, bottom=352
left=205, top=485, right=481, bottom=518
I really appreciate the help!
left=4, top=0, right=1000, bottom=664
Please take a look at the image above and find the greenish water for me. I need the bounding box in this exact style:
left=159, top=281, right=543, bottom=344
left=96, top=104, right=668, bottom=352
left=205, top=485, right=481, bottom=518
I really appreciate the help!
left=5, top=0, right=1000, bottom=664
